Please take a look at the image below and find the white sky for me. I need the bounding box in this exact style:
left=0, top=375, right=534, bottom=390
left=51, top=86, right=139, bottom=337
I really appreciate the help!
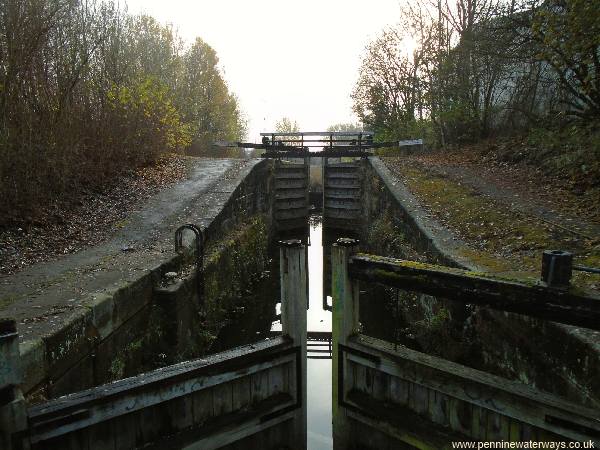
left=124, top=0, right=401, bottom=142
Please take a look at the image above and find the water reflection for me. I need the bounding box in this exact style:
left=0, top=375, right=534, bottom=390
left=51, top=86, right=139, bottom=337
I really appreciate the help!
left=212, top=214, right=358, bottom=449
left=308, top=358, right=333, bottom=449
left=305, top=218, right=333, bottom=450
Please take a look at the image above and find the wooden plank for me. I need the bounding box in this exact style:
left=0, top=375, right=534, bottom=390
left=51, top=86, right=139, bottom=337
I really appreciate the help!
left=324, top=199, right=360, bottom=209
left=274, top=190, right=306, bottom=200
left=213, top=382, right=233, bottom=417
left=274, top=172, right=307, bottom=179
left=86, top=418, right=115, bottom=450
left=251, top=369, right=270, bottom=404
left=324, top=209, right=361, bottom=220
left=325, top=163, right=362, bottom=168
left=274, top=198, right=307, bottom=209
left=167, top=395, right=194, bottom=430
left=261, top=131, right=374, bottom=137
left=349, top=254, right=600, bottom=330
left=274, top=209, right=308, bottom=220
left=324, top=191, right=361, bottom=199
left=30, top=337, right=290, bottom=415
left=325, top=179, right=360, bottom=187
left=408, top=382, right=429, bottom=416
left=471, top=405, right=488, bottom=441
left=232, top=376, right=251, bottom=411
left=41, top=427, right=90, bottom=450
left=487, top=411, right=510, bottom=440
left=135, top=404, right=159, bottom=444
left=449, top=397, right=472, bottom=435
left=274, top=179, right=307, bottom=189
left=346, top=335, right=600, bottom=443
left=372, top=369, right=389, bottom=402
left=343, top=353, right=354, bottom=401
left=509, top=418, right=521, bottom=441
left=191, top=387, right=213, bottom=425
left=428, top=389, right=450, bottom=427
left=181, top=410, right=295, bottom=450
left=113, top=412, right=137, bottom=450
left=353, top=362, right=369, bottom=394
left=287, top=358, right=297, bottom=403
left=389, top=376, right=410, bottom=406
left=140, top=393, right=294, bottom=449
left=28, top=338, right=294, bottom=443
left=519, top=423, right=539, bottom=440
left=325, top=172, right=360, bottom=179
left=345, top=390, right=473, bottom=449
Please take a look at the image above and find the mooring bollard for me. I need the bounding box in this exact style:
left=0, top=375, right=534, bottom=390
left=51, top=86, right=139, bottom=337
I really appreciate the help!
left=331, top=237, right=360, bottom=450
left=279, top=239, right=307, bottom=449
left=541, top=250, right=573, bottom=287
left=0, top=318, right=30, bottom=450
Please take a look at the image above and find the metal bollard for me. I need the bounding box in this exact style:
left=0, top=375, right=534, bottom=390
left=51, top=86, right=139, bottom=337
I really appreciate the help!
left=541, top=250, right=573, bottom=287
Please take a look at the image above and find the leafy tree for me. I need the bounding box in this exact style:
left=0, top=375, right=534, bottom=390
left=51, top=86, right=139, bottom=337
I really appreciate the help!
left=532, top=0, right=600, bottom=118
left=274, top=117, right=300, bottom=134
left=273, top=117, right=300, bottom=146
left=0, top=0, right=247, bottom=224
left=352, top=0, right=599, bottom=149
left=326, top=122, right=364, bottom=133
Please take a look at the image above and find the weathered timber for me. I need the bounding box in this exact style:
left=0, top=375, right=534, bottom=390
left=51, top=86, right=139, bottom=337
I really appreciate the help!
left=274, top=191, right=306, bottom=200
left=332, top=245, right=600, bottom=446
left=324, top=209, right=361, bottom=220
left=279, top=240, right=308, bottom=448
left=323, top=161, right=363, bottom=230
left=324, top=190, right=361, bottom=199
left=349, top=254, right=600, bottom=330
left=346, top=334, right=600, bottom=444
left=263, top=150, right=372, bottom=158
left=27, top=337, right=295, bottom=443
left=260, top=131, right=375, bottom=137
left=325, top=199, right=360, bottom=209
left=274, top=209, right=309, bottom=221
left=275, top=199, right=307, bottom=211
left=345, top=390, right=473, bottom=449
left=332, top=238, right=360, bottom=450
left=272, top=161, right=309, bottom=232
left=146, top=393, right=295, bottom=450
left=274, top=179, right=307, bottom=189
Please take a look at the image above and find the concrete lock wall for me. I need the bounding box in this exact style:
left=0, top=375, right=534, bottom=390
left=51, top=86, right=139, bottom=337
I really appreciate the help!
left=21, top=159, right=276, bottom=402
left=361, top=156, right=599, bottom=409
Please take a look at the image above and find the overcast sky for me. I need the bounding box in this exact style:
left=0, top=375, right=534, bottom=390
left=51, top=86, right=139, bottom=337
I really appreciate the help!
left=124, top=0, right=401, bottom=141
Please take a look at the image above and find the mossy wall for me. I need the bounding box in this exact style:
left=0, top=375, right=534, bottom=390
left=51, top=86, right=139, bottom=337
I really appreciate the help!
left=30, top=161, right=275, bottom=400
left=362, top=210, right=476, bottom=367
left=362, top=157, right=599, bottom=408
left=93, top=215, right=270, bottom=388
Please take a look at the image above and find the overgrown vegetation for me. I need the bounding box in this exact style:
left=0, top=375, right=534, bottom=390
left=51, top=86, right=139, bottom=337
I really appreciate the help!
left=352, top=0, right=600, bottom=175
left=0, top=0, right=246, bottom=226
left=203, top=215, right=269, bottom=331
left=392, top=160, right=600, bottom=289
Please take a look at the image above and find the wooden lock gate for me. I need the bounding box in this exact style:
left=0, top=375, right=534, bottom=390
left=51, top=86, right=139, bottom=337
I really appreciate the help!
left=331, top=240, right=600, bottom=449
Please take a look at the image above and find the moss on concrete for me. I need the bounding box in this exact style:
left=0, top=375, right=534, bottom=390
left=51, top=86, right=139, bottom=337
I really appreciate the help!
left=200, top=215, right=269, bottom=348
left=399, top=165, right=599, bottom=291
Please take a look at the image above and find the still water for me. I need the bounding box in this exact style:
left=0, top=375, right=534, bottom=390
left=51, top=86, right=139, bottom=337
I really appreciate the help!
left=212, top=215, right=364, bottom=449
left=270, top=217, right=334, bottom=449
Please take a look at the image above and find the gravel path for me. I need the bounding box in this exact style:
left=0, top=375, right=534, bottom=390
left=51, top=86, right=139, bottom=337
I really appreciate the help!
left=0, top=157, right=256, bottom=343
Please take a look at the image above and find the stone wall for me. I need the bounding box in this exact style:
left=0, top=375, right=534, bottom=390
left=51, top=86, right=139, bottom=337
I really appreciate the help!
left=23, top=160, right=275, bottom=401
left=362, top=156, right=599, bottom=408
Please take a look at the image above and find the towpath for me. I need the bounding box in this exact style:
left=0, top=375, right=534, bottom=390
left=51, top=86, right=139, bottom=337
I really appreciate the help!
left=382, top=152, right=600, bottom=291
left=0, top=157, right=258, bottom=344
